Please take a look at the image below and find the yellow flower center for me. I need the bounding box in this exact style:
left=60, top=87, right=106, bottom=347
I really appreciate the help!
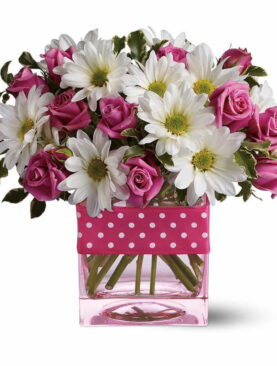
left=87, top=159, right=107, bottom=182
left=91, top=69, right=108, bottom=87
left=165, top=114, right=189, bottom=136
left=148, top=81, right=167, bottom=97
left=18, top=118, right=34, bottom=141
left=192, top=149, right=215, bottom=172
left=193, top=79, right=215, bottom=96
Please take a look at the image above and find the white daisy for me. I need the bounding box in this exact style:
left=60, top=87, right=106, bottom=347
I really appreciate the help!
left=141, top=27, right=193, bottom=50
left=58, top=129, right=129, bottom=217
left=76, top=29, right=99, bottom=51
left=124, top=51, right=189, bottom=104
left=165, top=126, right=246, bottom=205
left=138, top=82, right=215, bottom=156
left=0, top=86, right=54, bottom=175
left=58, top=40, right=131, bottom=111
left=250, top=81, right=276, bottom=112
left=186, top=43, right=242, bottom=98
left=45, top=33, right=76, bottom=52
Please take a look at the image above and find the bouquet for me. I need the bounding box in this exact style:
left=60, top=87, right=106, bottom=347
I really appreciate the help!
left=0, top=28, right=276, bottom=325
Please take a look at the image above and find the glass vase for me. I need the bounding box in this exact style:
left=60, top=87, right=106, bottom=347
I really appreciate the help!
left=77, top=202, right=210, bottom=326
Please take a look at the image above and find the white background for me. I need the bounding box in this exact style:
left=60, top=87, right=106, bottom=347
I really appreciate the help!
left=0, top=1, right=276, bottom=365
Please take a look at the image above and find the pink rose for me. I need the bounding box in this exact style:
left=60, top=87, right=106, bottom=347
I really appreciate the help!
left=247, top=107, right=277, bottom=152
left=157, top=43, right=188, bottom=68
left=253, top=157, right=277, bottom=197
left=41, top=47, right=74, bottom=83
left=210, top=80, right=254, bottom=132
left=123, top=151, right=164, bottom=208
left=7, top=67, right=49, bottom=97
left=98, top=97, right=137, bottom=139
left=48, top=90, right=91, bottom=131
left=220, top=48, right=252, bottom=74
left=23, top=149, right=70, bottom=201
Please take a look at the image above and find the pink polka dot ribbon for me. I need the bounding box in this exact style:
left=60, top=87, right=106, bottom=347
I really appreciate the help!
left=76, top=204, right=210, bottom=255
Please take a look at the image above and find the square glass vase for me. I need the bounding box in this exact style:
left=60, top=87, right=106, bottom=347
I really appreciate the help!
left=77, top=203, right=210, bottom=326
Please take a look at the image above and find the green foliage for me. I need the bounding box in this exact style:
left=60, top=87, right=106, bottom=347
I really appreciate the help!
left=19, top=51, right=39, bottom=69
left=2, top=93, right=10, bottom=104
left=234, top=149, right=258, bottom=179
left=127, top=30, right=147, bottom=62
left=0, top=158, right=8, bottom=178
left=30, top=198, right=46, bottom=219
left=123, top=145, right=145, bottom=163
left=157, top=152, right=174, bottom=166
left=236, top=180, right=252, bottom=201
left=2, top=188, right=28, bottom=203
left=113, top=35, right=126, bottom=54
left=121, top=128, right=139, bottom=140
left=174, top=188, right=187, bottom=204
left=215, top=192, right=227, bottom=202
left=1, top=61, right=13, bottom=84
left=246, top=65, right=267, bottom=77
left=242, top=139, right=271, bottom=155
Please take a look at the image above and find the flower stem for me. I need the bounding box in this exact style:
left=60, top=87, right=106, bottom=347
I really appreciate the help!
left=150, top=255, right=157, bottom=295
left=135, top=255, right=144, bottom=295
left=86, top=255, right=103, bottom=289
left=188, top=255, right=203, bottom=280
left=171, top=255, right=198, bottom=286
left=88, top=255, right=118, bottom=296
left=105, top=255, right=136, bottom=290
left=160, top=255, right=195, bottom=292
left=188, top=254, right=203, bottom=266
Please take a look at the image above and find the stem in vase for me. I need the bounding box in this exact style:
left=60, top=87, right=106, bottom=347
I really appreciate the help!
left=150, top=255, right=157, bottom=295
left=105, top=255, right=136, bottom=290
left=135, top=255, right=144, bottom=295
left=171, top=255, right=198, bottom=286
left=188, top=254, right=204, bottom=266
left=86, top=255, right=104, bottom=290
left=88, top=255, right=118, bottom=295
left=160, top=255, right=196, bottom=293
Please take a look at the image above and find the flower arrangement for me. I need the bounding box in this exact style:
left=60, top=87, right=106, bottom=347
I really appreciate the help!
left=0, top=28, right=276, bottom=325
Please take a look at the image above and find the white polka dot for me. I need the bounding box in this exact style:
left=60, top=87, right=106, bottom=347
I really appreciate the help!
left=129, top=242, right=135, bottom=248
left=149, top=222, right=156, bottom=228
left=138, top=213, right=144, bottom=219
left=170, top=222, right=176, bottom=228
left=86, top=242, right=93, bottom=249
left=97, top=213, right=103, bottom=219
left=98, top=232, right=104, bottom=238
left=108, top=222, right=114, bottom=228
left=159, top=213, right=166, bottom=219
left=170, top=242, right=177, bottom=248
left=86, top=222, right=92, bottom=228
left=160, top=232, right=166, bottom=238
left=181, top=232, right=187, bottom=238
left=139, top=232, right=146, bottom=238
left=119, top=232, right=125, bottom=238
left=201, top=212, right=207, bottom=218
left=108, top=242, right=114, bottom=248
left=191, top=222, right=197, bottom=228
left=191, top=242, right=198, bottom=248
left=149, top=242, right=156, bottom=248
left=117, top=213, right=124, bottom=219
left=202, top=232, right=208, bottom=238
left=180, top=213, right=187, bottom=218
left=129, top=222, right=135, bottom=228
left=78, top=232, right=83, bottom=238
left=77, top=212, right=81, bottom=218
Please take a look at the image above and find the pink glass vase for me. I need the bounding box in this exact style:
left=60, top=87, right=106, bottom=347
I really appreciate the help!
left=77, top=203, right=210, bottom=326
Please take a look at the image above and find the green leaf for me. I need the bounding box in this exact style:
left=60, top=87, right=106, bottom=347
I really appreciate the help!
left=215, top=192, right=227, bottom=202
left=2, top=93, right=10, bottom=104
left=157, top=152, right=174, bottom=166
left=2, top=188, right=28, bottom=203
left=148, top=39, right=167, bottom=54
left=127, top=30, right=147, bottom=62
left=246, top=65, right=267, bottom=77
left=175, top=188, right=187, bottom=203
left=113, top=35, right=126, bottom=54
left=30, top=198, right=46, bottom=219
left=19, top=51, right=39, bottom=69
left=236, top=180, right=252, bottom=202
left=234, top=149, right=258, bottom=179
left=58, top=192, right=70, bottom=201
left=121, top=128, right=139, bottom=140
left=242, top=139, right=271, bottom=155
left=0, top=158, right=8, bottom=178
left=123, top=145, right=144, bottom=163
left=1, top=61, right=13, bottom=84
left=245, top=76, right=259, bottom=89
